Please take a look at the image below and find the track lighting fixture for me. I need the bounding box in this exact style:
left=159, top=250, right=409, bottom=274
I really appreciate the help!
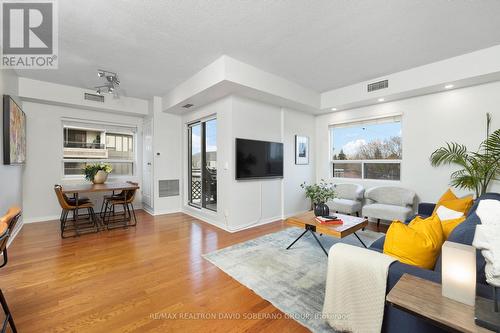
left=95, top=69, right=120, bottom=97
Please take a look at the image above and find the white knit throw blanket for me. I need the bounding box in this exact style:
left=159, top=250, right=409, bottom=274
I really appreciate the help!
left=472, top=199, right=500, bottom=287
left=323, top=243, right=396, bottom=333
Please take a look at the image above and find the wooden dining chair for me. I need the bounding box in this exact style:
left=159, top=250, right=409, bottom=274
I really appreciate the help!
left=0, top=207, right=21, bottom=333
left=54, top=185, right=98, bottom=238
left=0, top=206, right=21, bottom=268
left=102, top=181, right=138, bottom=229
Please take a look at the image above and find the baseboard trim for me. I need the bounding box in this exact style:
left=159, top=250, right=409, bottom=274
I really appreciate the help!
left=23, top=207, right=148, bottom=224
left=148, top=208, right=182, bottom=216
left=181, top=206, right=295, bottom=233
left=224, top=215, right=283, bottom=233
left=23, top=215, right=61, bottom=224
left=142, top=205, right=154, bottom=215
left=182, top=206, right=222, bottom=229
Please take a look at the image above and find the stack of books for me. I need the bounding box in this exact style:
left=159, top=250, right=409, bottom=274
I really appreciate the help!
left=315, top=216, right=343, bottom=225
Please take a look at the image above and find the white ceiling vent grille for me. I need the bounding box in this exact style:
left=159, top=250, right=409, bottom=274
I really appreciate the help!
left=84, top=93, right=105, bottom=102
left=182, top=103, right=194, bottom=109
left=159, top=179, right=179, bottom=197
left=367, top=80, right=388, bottom=92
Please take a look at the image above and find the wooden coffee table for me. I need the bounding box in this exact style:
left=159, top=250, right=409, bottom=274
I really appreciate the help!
left=285, top=211, right=369, bottom=256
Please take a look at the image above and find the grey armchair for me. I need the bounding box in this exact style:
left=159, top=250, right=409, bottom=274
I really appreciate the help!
left=362, top=186, right=416, bottom=227
left=327, top=183, right=364, bottom=216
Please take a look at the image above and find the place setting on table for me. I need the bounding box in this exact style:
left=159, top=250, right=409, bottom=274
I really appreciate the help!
left=54, top=163, right=140, bottom=238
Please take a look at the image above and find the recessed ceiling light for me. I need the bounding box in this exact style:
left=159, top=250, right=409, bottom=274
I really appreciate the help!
left=378, top=98, right=385, bottom=102
left=445, top=84, right=454, bottom=89
left=331, top=107, right=337, bottom=111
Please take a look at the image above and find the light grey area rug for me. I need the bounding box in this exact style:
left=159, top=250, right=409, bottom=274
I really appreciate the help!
left=203, top=228, right=384, bottom=333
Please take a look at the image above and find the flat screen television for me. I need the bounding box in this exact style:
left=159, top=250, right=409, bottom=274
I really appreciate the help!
left=236, top=138, right=283, bottom=180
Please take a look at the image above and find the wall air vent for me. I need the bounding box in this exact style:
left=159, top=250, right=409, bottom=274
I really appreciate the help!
left=159, top=179, right=180, bottom=197
left=84, top=93, right=105, bottom=102
left=182, top=103, right=194, bottom=109
left=367, top=80, right=389, bottom=92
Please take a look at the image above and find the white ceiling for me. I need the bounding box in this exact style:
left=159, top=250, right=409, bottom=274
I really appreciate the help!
left=17, top=0, right=500, bottom=100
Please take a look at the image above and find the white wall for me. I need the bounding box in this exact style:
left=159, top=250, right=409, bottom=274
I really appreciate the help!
left=22, top=102, right=144, bottom=222
left=316, top=81, right=500, bottom=204
left=182, top=96, right=232, bottom=229
left=19, top=77, right=149, bottom=116
left=0, top=70, right=23, bottom=238
left=150, top=97, right=182, bottom=214
left=181, top=95, right=315, bottom=232
left=283, top=108, right=316, bottom=216
left=228, top=96, right=284, bottom=230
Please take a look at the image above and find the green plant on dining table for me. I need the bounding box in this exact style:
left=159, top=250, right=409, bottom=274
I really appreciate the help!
left=84, top=163, right=112, bottom=182
left=300, top=179, right=336, bottom=205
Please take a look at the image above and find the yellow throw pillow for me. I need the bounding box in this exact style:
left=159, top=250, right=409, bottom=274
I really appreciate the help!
left=440, top=196, right=473, bottom=214
left=436, top=188, right=457, bottom=205
left=441, top=216, right=466, bottom=239
left=433, top=188, right=473, bottom=215
left=383, top=215, right=444, bottom=269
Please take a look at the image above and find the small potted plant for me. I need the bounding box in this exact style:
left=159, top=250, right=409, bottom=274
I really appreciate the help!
left=84, top=163, right=112, bottom=184
left=300, top=180, right=336, bottom=216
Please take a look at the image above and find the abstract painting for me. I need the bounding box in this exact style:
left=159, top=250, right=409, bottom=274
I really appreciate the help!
left=3, top=95, right=26, bottom=165
left=295, top=135, right=309, bottom=165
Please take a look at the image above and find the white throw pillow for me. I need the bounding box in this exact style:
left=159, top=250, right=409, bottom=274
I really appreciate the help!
left=436, top=205, right=464, bottom=221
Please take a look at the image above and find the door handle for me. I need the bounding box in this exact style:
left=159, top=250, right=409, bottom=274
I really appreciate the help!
left=147, top=162, right=151, bottom=166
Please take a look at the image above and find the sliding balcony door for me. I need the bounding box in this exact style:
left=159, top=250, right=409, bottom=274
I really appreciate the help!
left=188, top=118, right=217, bottom=211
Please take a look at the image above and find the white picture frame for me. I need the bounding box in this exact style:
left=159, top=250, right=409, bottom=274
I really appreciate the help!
left=295, top=135, right=309, bottom=165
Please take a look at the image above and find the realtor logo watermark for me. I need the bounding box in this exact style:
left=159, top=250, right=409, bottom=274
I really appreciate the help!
left=1, top=0, right=58, bottom=69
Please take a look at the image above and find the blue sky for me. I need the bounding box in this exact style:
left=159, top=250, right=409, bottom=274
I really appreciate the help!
left=331, top=121, right=401, bottom=157
left=191, top=119, right=217, bottom=154
left=205, top=119, right=217, bottom=152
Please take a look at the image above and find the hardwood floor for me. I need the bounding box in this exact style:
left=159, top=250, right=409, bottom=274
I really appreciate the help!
left=1, top=211, right=386, bottom=333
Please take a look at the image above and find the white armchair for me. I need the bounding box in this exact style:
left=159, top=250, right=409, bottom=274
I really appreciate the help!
left=362, top=186, right=416, bottom=227
left=327, top=183, right=365, bottom=216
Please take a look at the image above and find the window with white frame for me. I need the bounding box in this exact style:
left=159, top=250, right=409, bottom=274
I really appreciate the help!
left=62, top=120, right=136, bottom=177
left=330, top=115, right=402, bottom=180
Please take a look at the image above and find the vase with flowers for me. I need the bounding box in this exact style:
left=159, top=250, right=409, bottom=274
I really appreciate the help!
left=84, top=163, right=112, bottom=184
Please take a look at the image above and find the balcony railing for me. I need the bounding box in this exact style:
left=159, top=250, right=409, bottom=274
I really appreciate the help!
left=64, top=141, right=104, bottom=149
left=63, top=148, right=108, bottom=159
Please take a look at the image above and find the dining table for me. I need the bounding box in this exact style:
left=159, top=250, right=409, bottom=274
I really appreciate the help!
left=62, top=182, right=140, bottom=230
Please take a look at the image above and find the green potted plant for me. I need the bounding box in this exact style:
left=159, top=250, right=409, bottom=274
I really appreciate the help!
left=430, top=127, right=499, bottom=198
left=84, top=163, right=112, bottom=184
left=300, top=180, right=336, bottom=216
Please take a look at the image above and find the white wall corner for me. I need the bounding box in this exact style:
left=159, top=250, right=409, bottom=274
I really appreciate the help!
left=162, top=55, right=320, bottom=114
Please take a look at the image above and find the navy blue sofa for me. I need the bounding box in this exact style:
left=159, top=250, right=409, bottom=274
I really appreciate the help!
left=369, top=192, right=500, bottom=333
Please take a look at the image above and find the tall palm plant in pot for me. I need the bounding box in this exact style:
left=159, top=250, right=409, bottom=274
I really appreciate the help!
left=430, top=127, right=500, bottom=198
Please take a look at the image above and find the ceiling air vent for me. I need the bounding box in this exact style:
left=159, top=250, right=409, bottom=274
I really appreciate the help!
left=182, top=103, right=194, bottom=109
left=84, top=92, right=104, bottom=102
left=367, top=80, right=388, bottom=92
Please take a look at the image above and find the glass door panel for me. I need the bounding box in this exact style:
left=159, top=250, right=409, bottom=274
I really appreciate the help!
left=202, top=119, right=217, bottom=211
left=188, top=123, right=202, bottom=207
